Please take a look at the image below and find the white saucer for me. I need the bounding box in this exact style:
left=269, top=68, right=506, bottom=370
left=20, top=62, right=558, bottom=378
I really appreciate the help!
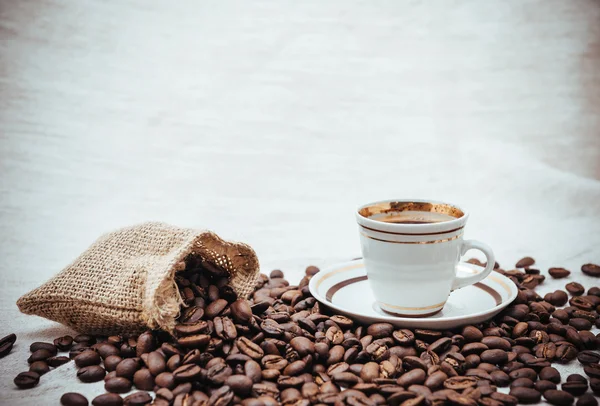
left=308, top=259, right=518, bottom=329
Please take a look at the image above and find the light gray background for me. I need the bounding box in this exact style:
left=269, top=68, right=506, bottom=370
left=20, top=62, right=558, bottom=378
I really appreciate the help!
left=1, top=0, right=599, bottom=404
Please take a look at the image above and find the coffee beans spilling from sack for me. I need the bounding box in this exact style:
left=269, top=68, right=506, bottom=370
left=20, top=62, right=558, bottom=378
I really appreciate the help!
left=11, top=258, right=600, bottom=406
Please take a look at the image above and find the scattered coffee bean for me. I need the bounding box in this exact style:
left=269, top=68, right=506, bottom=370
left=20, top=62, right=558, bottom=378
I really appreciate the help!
left=61, top=392, right=89, bottom=406
left=29, top=341, right=58, bottom=354
left=28, top=349, right=54, bottom=363
left=14, top=371, right=40, bottom=389
left=54, top=335, right=74, bottom=351
left=516, top=257, right=535, bottom=268
left=549, top=268, right=571, bottom=279
left=577, top=394, right=598, bottom=406
left=566, top=282, right=585, bottom=296
left=29, top=360, right=50, bottom=375
left=0, top=333, right=16, bottom=358
left=534, top=379, right=557, bottom=393
left=582, top=263, right=600, bottom=277
left=123, top=391, right=152, bottom=405
left=105, top=377, right=133, bottom=393
left=48, top=356, right=71, bottom=367
left=509, top=387, right=541, bottom=404
left=577, top=350, right=600, bottom=364
left=92, top=393, right=123, bottom=406
left=543, top=389, right=574, bottom=406
left=77, top=365, right=106, bottom=383
left=75, top=350, right=101, bottom=367
left=561, top=380, right=588, bottom=396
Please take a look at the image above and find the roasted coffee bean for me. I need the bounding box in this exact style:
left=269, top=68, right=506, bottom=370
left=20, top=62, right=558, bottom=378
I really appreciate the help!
left=78, top=365, right=106, bottom=383
left=105, top=377, right=133, bottom=393
left=30, top=341, right=58, bottom=354
left=566, top=282, right=585, bottom=296
left=561, top=381, right=588, bottom=396
left=61, top=392, right=89, bottom=406
left=511, top=377, right=535, bottom=389
left=146, top=351, right=166, bottom=376
left=53, top=335, right=74, bottom=351
left=582, top=263, right=600, bottom=277
left=135, top=332, right=155, bottom=357
left=367, top=323, right=393, bottom=338
left=237, top=337, right=264, bottom=359
left=173, top=364, right=202, bottom=382
left=14, top=371, right=40, bottom=389
left=205, top=298, right=228, bottom=319
left=462, top=343, right=488, bottom=355
left=103, top=355, right=122, bottom=372
left=462, top=326, right=484, bottom=343
left=92, top=393, right=123, bottom=406
left=0, top=333, right=16, bottom=358
left=181, top=306, right=204, bottom=324
left=290, top=337, right=315, bottom=356
left=96, top=343, right=120, bottom=359
left=176, top=334, right=211, bottom=349
left=155, top=372, right=176, bottom=389
left=123, top=391, right=152, bottom=406
left=480, top=349, right=508, bottom=364
left=591, top=378, right=600, bottom=395
left=208, top=386, right=234, bottom=406
left=48, top=356, right=71, bottom=367
left=440, top=376, right=478, bottom=390
left=132, top=368, right=154, bottom=390
left=393, top=329, right=416, bottom=346
left=490, top=370, right=510, bottom=387
left=229, top=299, right=253, bottom=323
left=584, top=363, right=600, bottom=378
left=509, top=387, right=541, bottom=404
left=428, top=337, right=452, bottom=354
left=557, top=344, right=579, bottom=363
left=516, top=257, right=535, bottom=268
left=226, top=375, right=253, bottom=396
left=543, top=389, right=574, bottom=406
left=28, top=348, right=54, bottom=363
left=578, top=350, right=600, bottom=364
left=570, top=318, right=592, bottom=331
left=534, top=379, right=557, bottom=393
left=538, top=366, right=560, bottom=383
left=167, top=354, right=182, bottom=372
left=75, top=350, right=102, bottom=367
left=397, top=368, right=426, bottom=387
left=549, top=268, right=571, bottom=279
left=545, top=290, right=569, bottom=306
left=115, top=358, right=140, bottom=379
left=577, top=394, right=598, bottom=406
left=403, top=356, right=428, bottom=371
left=424, top=371, right=448, bottom=390
left=29, top=360, right=50, bottom=375
left=74, top=334, right=95, bottom=344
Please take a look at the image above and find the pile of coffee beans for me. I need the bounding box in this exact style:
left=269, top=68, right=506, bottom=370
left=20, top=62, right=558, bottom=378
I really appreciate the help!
left=8, top=256, right=600, bottom=406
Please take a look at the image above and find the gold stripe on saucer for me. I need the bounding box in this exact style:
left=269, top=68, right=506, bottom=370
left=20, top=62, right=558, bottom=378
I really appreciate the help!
left=314, top=262, right=364, bottom=290
left=378, top=300, right=446, bottom=311
left=360, top=232, right=462, bottom=244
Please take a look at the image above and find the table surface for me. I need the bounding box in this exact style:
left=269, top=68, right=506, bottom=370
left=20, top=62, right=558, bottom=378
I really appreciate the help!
left=1, top=0, right=599, bottom=404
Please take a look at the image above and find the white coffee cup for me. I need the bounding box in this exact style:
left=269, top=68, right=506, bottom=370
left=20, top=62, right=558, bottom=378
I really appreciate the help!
left=356, top=199, right=495, bottom=317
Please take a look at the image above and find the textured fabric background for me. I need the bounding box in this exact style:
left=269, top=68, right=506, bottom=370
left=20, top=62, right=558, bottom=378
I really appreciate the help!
left=0, top=0, right=599, bottom=404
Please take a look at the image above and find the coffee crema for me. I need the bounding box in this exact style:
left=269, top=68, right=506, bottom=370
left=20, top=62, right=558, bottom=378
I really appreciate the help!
left=375, top=211, right=456, bottom=224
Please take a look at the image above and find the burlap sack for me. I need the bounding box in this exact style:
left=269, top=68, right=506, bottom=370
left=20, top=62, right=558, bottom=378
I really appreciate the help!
left=17, top=222, right=260, bottom=335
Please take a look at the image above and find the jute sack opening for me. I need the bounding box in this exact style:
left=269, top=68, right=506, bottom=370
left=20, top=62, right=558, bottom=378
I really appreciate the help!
left=17, top=222, right=260, bottom=335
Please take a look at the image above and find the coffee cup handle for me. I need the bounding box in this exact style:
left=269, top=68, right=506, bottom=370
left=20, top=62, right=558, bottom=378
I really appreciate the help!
left=452, top=239, right=495, bottom=291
